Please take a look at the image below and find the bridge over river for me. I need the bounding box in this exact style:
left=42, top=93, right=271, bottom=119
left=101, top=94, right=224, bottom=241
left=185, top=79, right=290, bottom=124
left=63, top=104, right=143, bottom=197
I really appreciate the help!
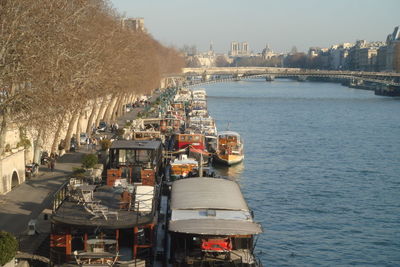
left=160, top=67, right=400, bottom=96
left=181, top=67, right=400, bottom=86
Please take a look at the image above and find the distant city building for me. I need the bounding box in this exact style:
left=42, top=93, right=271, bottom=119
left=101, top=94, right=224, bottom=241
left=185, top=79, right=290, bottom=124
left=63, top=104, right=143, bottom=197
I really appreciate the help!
left=329, top=43, right=353, bottom=70
left=384, top=26, right=400, bottom=72
left=359, top=47, right=379, bottom=71
left=189, top=42, right=218, bottom=67
left=308, top=47, right=322, bottom=57
left=377, top=46, right=388, bottom=71
left=122, top=17, right=145, bottom=31
left=229, top=41, right=249, bottom=57
left=262, top=44, right=276, bottom=60
left=346, top=40, right=385, bottom=71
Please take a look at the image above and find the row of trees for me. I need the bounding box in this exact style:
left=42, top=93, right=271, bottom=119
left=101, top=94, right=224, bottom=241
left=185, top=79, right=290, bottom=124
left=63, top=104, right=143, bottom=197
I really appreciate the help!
left=0, top=0, right=184, bottom=157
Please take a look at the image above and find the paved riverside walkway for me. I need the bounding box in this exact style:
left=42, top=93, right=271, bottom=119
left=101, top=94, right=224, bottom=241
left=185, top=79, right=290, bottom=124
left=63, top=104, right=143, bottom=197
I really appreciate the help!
left=0, top=106, right=147, bottom=237
left=0, top=150, right=90, bottom=236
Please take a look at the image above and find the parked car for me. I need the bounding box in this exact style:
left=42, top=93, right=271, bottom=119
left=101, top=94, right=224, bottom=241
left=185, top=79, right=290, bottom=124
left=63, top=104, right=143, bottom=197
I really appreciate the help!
left=125, top=104, right=133, bottom=112
left=97, top=121, right=107, bottom=132
left=80, top=133, right=89, bottom=145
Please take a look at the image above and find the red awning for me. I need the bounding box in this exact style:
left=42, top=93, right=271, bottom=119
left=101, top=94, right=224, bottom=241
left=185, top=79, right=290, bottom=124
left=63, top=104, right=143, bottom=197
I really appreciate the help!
left=189, top=146, right=210, bottom=156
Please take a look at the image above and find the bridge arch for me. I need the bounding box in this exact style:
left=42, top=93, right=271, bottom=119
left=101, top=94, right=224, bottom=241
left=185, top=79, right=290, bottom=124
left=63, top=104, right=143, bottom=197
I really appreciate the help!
left=11, top=170, right=19, bottom=189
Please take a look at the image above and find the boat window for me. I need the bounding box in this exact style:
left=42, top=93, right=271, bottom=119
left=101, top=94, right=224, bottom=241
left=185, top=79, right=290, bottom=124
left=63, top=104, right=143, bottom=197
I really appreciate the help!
left=180, top=136, right=186, bottom=141
left=119, top=149, right=126, bottom=164
left=188, top=136, right=193, bottom=141
left=126, top=150, right=135, bottom=164
left=121, top=167, right=130, bottom=178
left=137, top=149, right=151, bottom=162
left=194, top=135, right=200, bottom=141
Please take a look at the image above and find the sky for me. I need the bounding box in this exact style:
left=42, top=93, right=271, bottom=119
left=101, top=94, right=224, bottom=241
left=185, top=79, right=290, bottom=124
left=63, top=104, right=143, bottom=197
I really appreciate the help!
left=109, top=0, right=399, bottom=54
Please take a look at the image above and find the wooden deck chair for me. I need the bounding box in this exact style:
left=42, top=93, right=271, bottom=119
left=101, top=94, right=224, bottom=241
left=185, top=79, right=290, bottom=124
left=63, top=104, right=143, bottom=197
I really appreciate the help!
left=83, top=203, right=105, bottom=220
left=73, top=250, right=82, bottom=265
left=85, top=203, right=118, bottom=220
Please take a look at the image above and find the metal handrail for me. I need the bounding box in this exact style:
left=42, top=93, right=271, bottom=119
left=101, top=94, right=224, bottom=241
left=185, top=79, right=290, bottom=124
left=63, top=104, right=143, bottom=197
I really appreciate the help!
left=52, top=181, right=69, bottom=212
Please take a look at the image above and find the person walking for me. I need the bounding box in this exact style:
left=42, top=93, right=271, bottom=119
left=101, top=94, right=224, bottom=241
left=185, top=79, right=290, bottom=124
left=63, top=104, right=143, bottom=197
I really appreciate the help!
left=50, top=155, right=56, bottom=172
left=92, top=137, right=97, bottom=151
left=85, top=137, right=90, bottom=150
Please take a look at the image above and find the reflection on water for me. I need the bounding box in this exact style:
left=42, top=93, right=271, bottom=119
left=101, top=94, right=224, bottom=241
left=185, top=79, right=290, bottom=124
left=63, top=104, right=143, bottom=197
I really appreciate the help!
left=212, top=162, right=244, bottom=181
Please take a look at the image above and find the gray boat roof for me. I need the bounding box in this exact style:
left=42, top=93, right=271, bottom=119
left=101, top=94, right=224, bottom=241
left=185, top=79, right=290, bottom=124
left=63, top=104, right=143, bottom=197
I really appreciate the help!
left=110, top=140, right=162, bottom=150
left=169, top=219, right=262, bottom=235
left=170, top=177, right=249, bottom=211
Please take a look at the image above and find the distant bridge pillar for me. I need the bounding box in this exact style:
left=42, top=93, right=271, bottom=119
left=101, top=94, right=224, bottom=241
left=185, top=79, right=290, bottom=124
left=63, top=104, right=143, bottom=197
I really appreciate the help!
left=201, top=71, right=210, bottom=82
left=265, top=75, right=275, bottom=82
left=297, top=76, right=307, bottom=82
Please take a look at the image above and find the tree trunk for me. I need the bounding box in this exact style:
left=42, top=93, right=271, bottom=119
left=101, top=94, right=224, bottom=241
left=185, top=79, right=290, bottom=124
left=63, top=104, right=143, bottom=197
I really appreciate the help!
left=75, top=110, right=84, bottom=149
left=95, top=97, right=108, bottom=127
left=121, top=94, right=128, bottom=115
left=51, top=118, right=64, bottom=154
left=111, top=94, right=123, bottom=122
left=33, top=129, right=44, bottom=164
left=0, top=111, right=9, bottom=155
left=86, top=99, right=99, bottom=136
left=103, top=94, right=118, bottom=122
left=130, top=93, right=136, bottom=104
left=122, top=94, right=129, bottom=114
left=64, top=109, right=80, bottom=152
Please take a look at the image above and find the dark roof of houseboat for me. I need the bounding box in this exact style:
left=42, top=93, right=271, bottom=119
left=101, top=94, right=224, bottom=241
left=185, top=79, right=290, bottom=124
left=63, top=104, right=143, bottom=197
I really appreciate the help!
left=110, top=140, right=161, bottom=150
left=169, top=219, right=262, bottom=235
left=170, top=177, right=249, bottom=211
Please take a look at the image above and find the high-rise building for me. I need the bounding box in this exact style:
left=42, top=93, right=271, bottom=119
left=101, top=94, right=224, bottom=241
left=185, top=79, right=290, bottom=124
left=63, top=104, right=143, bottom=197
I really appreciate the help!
left=122, top=18, right=145, bottom=31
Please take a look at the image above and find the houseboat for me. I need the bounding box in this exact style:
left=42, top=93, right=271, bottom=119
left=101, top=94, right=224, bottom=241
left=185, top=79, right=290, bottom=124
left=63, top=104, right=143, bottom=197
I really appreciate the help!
left=174, top=133, right=210, bottom=163
left=175, top=133, right=206, bottom=151
left=50, top=140, right=164, bottom=266
left=168, top=177, right=262, bottom=266
left=191, top=100, right=207, bottom=111
left=131, top=130, right=162, bottom=142
left=107, top=140, right=163, bottom=186
left=169, top=154, right=199, bottom=181
left=139, top=117, right=182, bottom=135
left=214, top=131, right=244, bottom=166
left=187, top=116, right=217, bottom=137
left=192, top=89, right=207, bottom=101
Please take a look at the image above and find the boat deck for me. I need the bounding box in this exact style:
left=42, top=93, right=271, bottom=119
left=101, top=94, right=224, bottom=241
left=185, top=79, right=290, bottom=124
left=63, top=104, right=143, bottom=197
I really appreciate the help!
left=174, top=249, right=256, bottom=264
left=52, top=185, right=156, bottom=228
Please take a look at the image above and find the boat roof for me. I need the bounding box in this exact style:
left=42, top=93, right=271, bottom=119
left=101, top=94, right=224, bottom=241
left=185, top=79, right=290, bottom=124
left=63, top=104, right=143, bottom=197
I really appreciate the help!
left=218, top=131, right=241, bottom=137
left=171, top=158, right=198, bottom=165
left=169, top=219, right=262, bottom=235
left=189, top=117, right=214, bottom=121
left=169, top=178, right=262, bottom=235
left=170, top=178, right=249, bottom=211
left=110, top=140, right=162, bottom=150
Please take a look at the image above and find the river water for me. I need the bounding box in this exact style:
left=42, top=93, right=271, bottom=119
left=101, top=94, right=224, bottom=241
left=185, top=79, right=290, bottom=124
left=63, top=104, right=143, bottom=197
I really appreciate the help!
left=194, top=79, right=400, bottom=266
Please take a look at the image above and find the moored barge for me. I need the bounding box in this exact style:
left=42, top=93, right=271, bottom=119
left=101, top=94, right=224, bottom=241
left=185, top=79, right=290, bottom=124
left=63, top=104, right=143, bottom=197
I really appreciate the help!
left=167, top=177, right=262, bottom=266
left=50, top=140, right=164, bottom=266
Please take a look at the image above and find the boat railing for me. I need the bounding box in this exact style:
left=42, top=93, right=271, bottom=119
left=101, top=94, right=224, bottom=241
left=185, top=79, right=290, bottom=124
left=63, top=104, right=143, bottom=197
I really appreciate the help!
left=52, top=181, right=69, bottom=212
left=130, top=185, right=159, bottom=217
